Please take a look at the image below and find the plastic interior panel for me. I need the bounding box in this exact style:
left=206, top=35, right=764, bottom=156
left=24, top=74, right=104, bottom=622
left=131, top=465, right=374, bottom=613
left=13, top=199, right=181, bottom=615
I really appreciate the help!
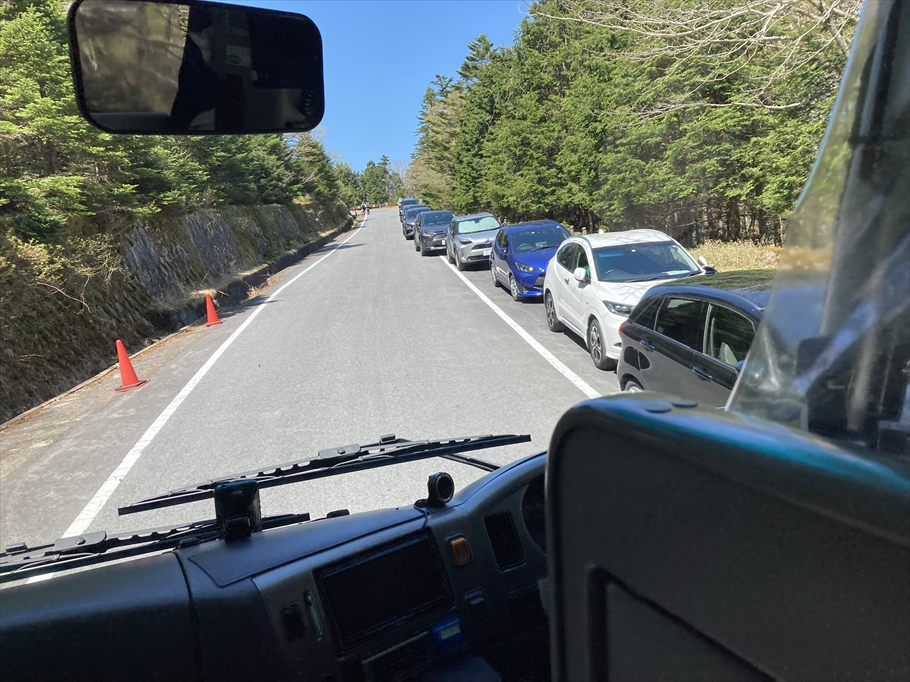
left=546, top=394, right=910, bottom=682
left=0, top=553, right=196, bottom=682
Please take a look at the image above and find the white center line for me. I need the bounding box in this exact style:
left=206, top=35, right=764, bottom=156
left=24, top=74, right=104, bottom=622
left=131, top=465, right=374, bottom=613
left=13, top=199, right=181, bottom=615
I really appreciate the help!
left=58, top=221, right=366, bottom=541
left=439, top=257, right=601, bottom=400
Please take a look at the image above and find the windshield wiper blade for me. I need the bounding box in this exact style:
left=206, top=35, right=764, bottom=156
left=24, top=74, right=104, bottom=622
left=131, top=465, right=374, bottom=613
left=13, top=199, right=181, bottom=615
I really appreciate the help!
left=0, top=513, right=311, bottom=584
left=119, top=433, right=529, bottom=516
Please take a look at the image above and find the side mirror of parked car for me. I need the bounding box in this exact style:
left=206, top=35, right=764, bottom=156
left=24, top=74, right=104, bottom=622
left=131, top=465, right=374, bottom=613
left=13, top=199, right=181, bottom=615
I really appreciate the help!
left=735, top=360, right=745, bottom=373
left=573, top=267, right=589, bottom=283
left=697, top=255, right=718, bottom=274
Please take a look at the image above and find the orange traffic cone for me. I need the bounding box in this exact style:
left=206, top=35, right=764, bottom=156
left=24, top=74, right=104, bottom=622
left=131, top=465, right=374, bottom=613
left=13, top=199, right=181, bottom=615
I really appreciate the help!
left=205, top=294, right=222, bottom=327
left=114, top=340, right=148, bottom=392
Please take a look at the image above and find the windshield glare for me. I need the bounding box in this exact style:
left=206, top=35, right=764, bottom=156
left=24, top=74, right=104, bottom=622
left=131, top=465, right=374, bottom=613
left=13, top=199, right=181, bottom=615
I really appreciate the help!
left=422, top=212, right=454, bottom=226
left=511, top=225, right=569, bottom=251
left=458, top=216, right=500, bottom=234
left=593, top=242, right=700, bottom=282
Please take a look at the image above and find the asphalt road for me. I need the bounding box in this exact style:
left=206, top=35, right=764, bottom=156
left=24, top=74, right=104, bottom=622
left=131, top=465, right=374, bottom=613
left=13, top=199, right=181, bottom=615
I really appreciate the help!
left=0, top=208, right=619, bottom=551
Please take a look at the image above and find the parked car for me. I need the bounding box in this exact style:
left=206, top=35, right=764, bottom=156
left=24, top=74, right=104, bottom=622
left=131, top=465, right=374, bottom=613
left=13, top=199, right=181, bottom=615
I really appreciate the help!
left=401, top=205, right=430, bottom=238
left=544, top=229, right=706, bottom=370
left=490, top=220, right=571, bottom=301
left=398, top=197, right=418, bottom=220
left=616, top=270, right=774, bottom=406
left=414, top=210, right=455, bottom=256
left=444, top=213, right=501, bottom=271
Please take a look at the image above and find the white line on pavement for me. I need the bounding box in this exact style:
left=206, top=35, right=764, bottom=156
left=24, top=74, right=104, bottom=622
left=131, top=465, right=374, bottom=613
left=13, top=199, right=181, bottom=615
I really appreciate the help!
left=57, top=221, right=367, bottom=541
left=439, top=257, right=601, bottom=400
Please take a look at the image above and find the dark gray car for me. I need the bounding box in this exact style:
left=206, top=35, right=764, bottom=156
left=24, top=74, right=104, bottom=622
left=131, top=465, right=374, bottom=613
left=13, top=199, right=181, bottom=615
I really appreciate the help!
left=616, top=271, right=775, bottom=406
left=444, top=213, right=501, bottom=271
left=398, top=198, right=419, bottom=221
left=401, top=205, right=430, bottom=239
left=414, top=210, right=455, bottom=256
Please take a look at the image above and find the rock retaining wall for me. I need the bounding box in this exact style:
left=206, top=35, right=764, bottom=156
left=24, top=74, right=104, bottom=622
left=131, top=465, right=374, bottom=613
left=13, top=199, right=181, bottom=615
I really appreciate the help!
left=0, top=199, right=352, bottom=423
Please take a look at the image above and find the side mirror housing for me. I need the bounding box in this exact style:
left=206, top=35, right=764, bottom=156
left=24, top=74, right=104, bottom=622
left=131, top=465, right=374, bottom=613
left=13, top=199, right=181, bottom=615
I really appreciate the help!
left=697, top=255, right=717, bottom=274
left=735, top=360, right=745, bottom=373
left=573, top=267, right=588, bottom=282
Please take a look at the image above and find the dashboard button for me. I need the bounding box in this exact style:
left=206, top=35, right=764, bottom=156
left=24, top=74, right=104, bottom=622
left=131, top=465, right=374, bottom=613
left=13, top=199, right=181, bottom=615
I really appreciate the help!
left=281, top=602, right=306, bottom=641
left=449, top=535, right=472, bottom=566
left=466, top=590, right=489, bottom=624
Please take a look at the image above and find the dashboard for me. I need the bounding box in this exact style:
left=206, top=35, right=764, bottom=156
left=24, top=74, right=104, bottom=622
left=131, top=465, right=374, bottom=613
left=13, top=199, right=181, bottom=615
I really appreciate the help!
left=0, top=452, right=550, bottom=682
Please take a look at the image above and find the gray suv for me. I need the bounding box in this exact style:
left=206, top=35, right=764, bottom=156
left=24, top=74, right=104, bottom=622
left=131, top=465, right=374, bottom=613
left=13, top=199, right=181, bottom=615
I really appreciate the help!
left=414, top=210, right=456, bottom=256
left=444, top=213, right=501, bottom=271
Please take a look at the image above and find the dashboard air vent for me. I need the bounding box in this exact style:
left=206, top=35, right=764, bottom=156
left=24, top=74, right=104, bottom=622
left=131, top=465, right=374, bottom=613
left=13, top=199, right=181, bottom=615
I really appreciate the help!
left=485, top=512, right=525, bottom=569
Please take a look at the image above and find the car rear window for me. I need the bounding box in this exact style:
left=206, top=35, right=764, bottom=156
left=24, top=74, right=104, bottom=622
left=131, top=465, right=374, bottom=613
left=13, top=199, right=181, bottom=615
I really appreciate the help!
left=655, top=298, right=708, bottom=351
left=706, top=305, right=755, bottom=366
left=631, top=297, right=661, bottom=330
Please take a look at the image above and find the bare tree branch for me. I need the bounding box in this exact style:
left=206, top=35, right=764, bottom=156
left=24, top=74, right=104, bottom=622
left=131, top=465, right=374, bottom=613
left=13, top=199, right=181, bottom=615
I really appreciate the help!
left=531, top=0, right=860, bottom=115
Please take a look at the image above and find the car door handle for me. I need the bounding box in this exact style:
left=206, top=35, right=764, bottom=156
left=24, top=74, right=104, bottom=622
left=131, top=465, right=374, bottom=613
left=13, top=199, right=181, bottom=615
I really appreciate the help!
left=639, top=339, right=656, bottom=352
left=564, top=277, right=569, bottom=284
left=692, top=366, right=713, bottom=381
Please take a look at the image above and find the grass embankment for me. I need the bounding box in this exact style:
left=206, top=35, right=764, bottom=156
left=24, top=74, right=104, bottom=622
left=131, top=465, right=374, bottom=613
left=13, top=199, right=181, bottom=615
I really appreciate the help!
left=690, top=240, right=781, bottom=271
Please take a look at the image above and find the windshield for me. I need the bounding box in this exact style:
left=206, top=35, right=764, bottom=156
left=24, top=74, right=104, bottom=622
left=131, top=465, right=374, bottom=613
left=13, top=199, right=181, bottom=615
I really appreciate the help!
left=510, top=224, right=569, bottom=252
left=729, top=0, right=908, bottom=453
left=0, top=0, right=873, bottom=559
left=421, top=211, right=454, bottom=226
left=405, top=206, right=429, bottom=219
left=592, top=242, right=700, bottom=282
left=457, top=216, right=500, bottom=234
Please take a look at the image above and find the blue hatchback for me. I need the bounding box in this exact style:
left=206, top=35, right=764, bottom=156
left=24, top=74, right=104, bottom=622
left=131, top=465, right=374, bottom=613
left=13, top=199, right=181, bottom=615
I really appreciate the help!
left=490, top=220, right=571, bottom=300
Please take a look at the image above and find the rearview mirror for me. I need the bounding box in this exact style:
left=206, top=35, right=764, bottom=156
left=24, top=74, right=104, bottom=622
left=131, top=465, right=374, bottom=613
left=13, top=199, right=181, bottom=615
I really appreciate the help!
left=68, top=0, right=324, bottom=134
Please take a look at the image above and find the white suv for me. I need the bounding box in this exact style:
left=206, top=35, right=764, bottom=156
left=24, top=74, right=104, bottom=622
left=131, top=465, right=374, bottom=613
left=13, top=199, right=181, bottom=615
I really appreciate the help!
left=544, top=230, right=706, bottom=369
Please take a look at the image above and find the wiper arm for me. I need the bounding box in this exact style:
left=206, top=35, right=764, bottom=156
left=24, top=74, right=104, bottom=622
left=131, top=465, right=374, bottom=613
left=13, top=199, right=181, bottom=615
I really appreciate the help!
left=119, top=433, right=529, bottom=516
left=0, top=513, right=310, bottom=584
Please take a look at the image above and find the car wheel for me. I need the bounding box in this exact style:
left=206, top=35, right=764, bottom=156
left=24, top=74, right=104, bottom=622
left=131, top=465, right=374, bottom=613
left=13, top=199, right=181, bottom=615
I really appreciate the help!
left=447, top=246, right=455, bottom=264
left=420, top=242, right=432, bottom=257
left=415, top=237, right=420, bottom=252
left=545, top=291, right=564, bottom=332
left=623, top=378, right=644, bottom=393
left=456, top=250, right=466, bottom=272
left=588, top=318, right=614, bottom=370
left=509, top=275, right=522, bottom=301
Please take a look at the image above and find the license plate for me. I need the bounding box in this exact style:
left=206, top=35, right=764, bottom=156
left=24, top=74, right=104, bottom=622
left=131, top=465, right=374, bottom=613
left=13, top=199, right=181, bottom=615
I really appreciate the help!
left=478, top=248, right=491, bottom=257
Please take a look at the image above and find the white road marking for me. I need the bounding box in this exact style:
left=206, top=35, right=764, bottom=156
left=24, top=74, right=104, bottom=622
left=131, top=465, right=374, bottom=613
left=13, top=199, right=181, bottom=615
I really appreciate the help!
left=439, top=257, right=601, bottom=400
left=57, top=222, right=367, bottom=541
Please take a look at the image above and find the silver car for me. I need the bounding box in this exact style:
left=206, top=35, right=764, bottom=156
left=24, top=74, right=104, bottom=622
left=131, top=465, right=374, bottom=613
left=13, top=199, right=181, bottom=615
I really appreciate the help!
left=444, top=213, right=501, bottom=271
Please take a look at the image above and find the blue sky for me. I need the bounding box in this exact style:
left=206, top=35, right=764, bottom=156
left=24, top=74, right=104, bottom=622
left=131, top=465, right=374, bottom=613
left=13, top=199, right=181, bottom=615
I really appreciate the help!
left=237, top=1, right=529, bottom=172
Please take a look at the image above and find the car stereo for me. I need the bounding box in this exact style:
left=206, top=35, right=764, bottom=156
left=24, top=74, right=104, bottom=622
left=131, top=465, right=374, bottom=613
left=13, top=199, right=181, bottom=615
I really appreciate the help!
left=316, top=532, right=453, bottom=651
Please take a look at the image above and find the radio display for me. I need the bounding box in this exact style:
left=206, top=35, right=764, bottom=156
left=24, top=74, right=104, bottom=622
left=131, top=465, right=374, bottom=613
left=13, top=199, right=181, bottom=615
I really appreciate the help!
left=317, top=533, right=453, bottom=649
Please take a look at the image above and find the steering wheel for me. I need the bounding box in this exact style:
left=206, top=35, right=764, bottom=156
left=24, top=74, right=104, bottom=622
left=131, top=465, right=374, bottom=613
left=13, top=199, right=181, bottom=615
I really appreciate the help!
left=517, top=243, right=534, bottom=253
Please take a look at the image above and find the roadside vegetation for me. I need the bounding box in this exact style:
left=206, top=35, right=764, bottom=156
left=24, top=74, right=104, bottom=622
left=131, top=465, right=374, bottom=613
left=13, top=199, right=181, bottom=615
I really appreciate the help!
left=408, top=0, right=860, bottom=246
left=0, top=0, right=402, bottom=421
